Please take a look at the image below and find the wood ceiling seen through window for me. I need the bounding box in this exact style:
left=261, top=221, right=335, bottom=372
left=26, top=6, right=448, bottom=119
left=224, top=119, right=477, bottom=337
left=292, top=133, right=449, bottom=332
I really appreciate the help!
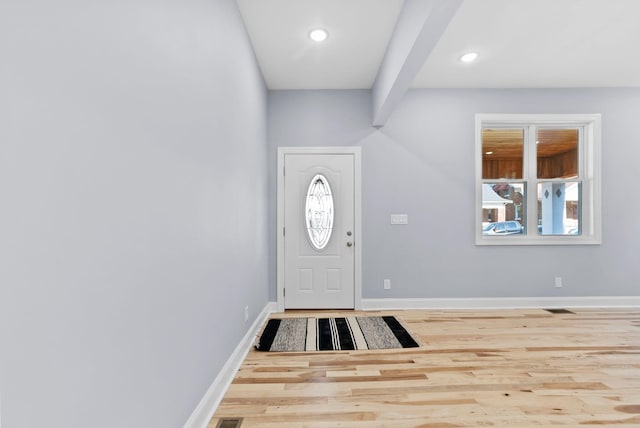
left=482, top=128, right=578, bottom=160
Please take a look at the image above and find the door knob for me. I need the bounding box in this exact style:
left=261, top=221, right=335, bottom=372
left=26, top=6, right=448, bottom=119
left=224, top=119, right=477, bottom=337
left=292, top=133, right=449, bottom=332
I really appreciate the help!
left=346, top=241, right=353, bottom=247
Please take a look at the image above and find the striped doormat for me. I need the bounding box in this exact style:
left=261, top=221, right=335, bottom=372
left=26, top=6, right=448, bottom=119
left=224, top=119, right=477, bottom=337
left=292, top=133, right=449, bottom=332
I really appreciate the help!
left=255, top=316, right=419, bottom=352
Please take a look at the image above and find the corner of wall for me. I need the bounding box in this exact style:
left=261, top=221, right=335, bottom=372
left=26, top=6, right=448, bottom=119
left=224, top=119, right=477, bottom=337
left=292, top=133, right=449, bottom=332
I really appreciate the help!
left=182, top=301, right=277, bottom=428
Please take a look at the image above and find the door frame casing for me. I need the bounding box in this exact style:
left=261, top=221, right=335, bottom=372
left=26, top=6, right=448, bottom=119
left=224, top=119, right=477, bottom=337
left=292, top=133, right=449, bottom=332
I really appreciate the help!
left=277, top=147, right=362, bottom=312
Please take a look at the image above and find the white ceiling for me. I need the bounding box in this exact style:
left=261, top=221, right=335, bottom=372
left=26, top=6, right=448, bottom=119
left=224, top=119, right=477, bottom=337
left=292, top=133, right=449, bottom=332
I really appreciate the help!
left=236, top=0, right=404, bottom=89
left=237, top=0, right=640, bottom=90
left=415, top=0, right=640, bottom=88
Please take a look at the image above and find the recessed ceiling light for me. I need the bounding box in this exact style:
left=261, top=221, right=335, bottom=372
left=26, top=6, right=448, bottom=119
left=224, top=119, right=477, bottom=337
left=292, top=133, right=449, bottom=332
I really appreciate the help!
left=460, top=52, right=479, bottom=63
left=309, top=28, right=328, bottom=42
left=485, top=151, right=493, bottom=155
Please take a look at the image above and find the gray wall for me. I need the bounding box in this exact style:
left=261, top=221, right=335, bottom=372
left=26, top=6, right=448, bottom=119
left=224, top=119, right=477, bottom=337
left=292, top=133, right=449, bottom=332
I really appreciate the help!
left=0, top=1, right=268, bottom=427
left=268, top=88, right=640, bottom=300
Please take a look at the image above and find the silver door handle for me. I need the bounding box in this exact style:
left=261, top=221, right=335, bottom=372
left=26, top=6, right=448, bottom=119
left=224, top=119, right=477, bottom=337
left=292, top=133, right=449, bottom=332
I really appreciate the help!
left=346, top=241, right=353, bottom=247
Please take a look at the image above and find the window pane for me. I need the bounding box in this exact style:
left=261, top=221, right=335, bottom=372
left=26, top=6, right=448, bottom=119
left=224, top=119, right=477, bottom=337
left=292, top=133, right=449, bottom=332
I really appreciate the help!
left=305, top=174, right=334, bottom=250
left=537, top=182, right=581, bottom=235
left=481, top=182, right=525, bottom=235
left=536, top=128, right=578, bottom=179
left=482, top=128, right=524, bottom=179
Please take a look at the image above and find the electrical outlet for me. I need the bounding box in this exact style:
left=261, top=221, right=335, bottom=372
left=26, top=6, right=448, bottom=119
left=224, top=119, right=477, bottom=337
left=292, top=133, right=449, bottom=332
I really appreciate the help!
left=244, top=306, right=249, bottom=322
left=555, top=277, right=563, bottom=288
left=384, top=279, right=391, bottom=290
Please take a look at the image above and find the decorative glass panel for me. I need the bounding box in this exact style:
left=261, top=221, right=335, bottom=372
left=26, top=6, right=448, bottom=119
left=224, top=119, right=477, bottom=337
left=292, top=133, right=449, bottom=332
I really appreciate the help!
left=305, top=174, right=334, bottom=250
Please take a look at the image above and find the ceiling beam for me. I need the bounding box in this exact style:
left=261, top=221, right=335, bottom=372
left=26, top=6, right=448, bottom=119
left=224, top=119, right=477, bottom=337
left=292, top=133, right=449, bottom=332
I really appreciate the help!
left=371, top=0, right=463, bottom=127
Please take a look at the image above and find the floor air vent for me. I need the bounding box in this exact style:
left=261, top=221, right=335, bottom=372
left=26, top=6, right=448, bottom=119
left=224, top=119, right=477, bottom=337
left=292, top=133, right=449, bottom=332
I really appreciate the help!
left=215, top=418, right=243, bottom=428
left=545, top=308, right=575, bottom=314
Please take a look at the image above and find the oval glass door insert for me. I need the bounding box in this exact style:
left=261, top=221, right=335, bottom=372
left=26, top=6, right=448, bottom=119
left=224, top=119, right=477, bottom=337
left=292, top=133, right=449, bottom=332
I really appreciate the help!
left=305, top=174, right=334, bottom=250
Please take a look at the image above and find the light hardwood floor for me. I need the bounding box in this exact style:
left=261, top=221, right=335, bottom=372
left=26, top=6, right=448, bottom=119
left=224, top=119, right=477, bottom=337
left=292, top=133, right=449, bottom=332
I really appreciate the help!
left=210, top=308, right=640, bottom=427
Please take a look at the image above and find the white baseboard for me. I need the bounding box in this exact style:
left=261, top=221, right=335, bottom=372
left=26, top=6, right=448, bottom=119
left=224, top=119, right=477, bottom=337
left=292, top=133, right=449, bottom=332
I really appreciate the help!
left=361, top=296, right=640, bottom=310
left=183, top=301, right=277, bottom=428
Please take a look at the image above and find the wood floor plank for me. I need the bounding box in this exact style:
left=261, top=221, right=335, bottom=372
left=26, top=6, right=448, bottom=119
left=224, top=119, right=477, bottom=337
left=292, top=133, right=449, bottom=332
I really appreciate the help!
left=210, top=308, right=640, bottom=427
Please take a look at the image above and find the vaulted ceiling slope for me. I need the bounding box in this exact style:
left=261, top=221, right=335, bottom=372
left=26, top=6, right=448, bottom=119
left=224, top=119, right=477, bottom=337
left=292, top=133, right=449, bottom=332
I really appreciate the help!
left=237, top=0, right=640, bottom=90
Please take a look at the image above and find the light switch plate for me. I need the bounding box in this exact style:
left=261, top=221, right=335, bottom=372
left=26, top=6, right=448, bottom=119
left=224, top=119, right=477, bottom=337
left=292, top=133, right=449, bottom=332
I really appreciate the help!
left=390, top=214, right=408, bottom=225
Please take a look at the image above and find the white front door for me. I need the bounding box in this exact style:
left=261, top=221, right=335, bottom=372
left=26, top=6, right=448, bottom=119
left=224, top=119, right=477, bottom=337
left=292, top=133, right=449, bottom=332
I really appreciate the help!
left=282, top=152, right=356, bottom=309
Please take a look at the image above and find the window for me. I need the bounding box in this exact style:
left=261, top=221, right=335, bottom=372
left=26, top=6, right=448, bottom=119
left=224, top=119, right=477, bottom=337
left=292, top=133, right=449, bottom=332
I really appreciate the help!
left=476, top=114, right=601, bottom=245
left=305, top=174, right=334, bottom=250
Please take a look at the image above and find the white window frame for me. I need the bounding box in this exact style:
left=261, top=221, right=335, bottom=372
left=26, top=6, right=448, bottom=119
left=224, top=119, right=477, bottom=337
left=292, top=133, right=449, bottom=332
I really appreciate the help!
left=475, top=114, right=601, bottom=246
